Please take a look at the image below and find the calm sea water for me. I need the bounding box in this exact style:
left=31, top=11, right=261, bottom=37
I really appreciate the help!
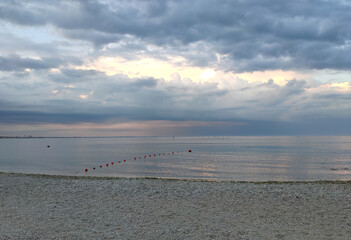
left=1, top=136, right=351, bottom=181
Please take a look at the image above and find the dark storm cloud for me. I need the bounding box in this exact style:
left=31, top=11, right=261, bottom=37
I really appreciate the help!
left=1, top=0, right=350, bottom=72
left=0, top=55, right=61, bottom=71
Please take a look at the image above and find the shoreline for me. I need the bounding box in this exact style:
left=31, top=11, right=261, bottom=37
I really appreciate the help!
left=1, top=172, right=351, bottom=239
left=1, top=171, right=351, bottom=184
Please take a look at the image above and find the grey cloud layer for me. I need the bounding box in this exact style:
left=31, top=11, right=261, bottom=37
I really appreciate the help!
left=1, top=68, right=351, bottom=135
left=0, top=55, right=62, bottom=71
left=1, top=68, right=350, bottom=123
left=1, top=0, right=351, bottom=135
left=1, top=0, right=351, bottom=72
left=1, top=61, right=350, bottom=135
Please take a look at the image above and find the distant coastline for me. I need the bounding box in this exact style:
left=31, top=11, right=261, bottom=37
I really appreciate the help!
left=0, top=136, right=162, bottom=139
left=1, top=135, right=351, bottom=139
left=0, top=136, right=82, bottom=139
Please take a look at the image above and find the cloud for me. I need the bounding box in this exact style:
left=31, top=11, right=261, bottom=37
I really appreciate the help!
left=0, top=0, right=351, bottom=136
left=1, top=67, right=350, bottom=125
left=1, top=0, right=351, bottom=72
left=1, top=65, right=351, bottom=135
left=130, top=78, right=158, bottom=88
left=0, top=55, right=61, bottom=71
left=49, top=68, right=104, bottom=83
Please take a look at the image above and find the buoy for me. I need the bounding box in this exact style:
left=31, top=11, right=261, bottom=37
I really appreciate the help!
left=85, top=149, right=192, bottom=173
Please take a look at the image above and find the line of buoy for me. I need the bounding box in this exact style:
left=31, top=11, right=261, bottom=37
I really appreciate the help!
left=84, top=149, right=192, bottom=172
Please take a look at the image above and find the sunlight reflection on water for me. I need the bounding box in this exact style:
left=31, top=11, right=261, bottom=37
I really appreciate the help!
left=1, top=136, right=351, bottom=181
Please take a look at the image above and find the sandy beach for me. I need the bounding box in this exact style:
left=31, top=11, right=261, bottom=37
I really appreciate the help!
left=1, top=173, right=351, bottom=239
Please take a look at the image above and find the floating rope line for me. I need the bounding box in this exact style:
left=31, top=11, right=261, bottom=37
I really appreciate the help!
left=84, top=149, right=192, bottom=172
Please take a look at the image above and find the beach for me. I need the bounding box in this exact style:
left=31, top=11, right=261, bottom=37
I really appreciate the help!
left=1, top=173, right=351, bottom=239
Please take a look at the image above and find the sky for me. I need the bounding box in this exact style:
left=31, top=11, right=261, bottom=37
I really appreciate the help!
left=0, top=0, right=350, bottom=137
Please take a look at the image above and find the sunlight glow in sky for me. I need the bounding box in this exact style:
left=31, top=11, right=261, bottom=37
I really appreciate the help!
left=0, top=0, right=350, bottom=136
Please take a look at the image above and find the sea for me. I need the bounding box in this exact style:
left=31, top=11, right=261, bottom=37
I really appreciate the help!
left=1, top=136, right=351, bottom=181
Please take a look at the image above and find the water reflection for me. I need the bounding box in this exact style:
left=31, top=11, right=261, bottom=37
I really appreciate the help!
left=1, top=136, right=351, bottom=181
